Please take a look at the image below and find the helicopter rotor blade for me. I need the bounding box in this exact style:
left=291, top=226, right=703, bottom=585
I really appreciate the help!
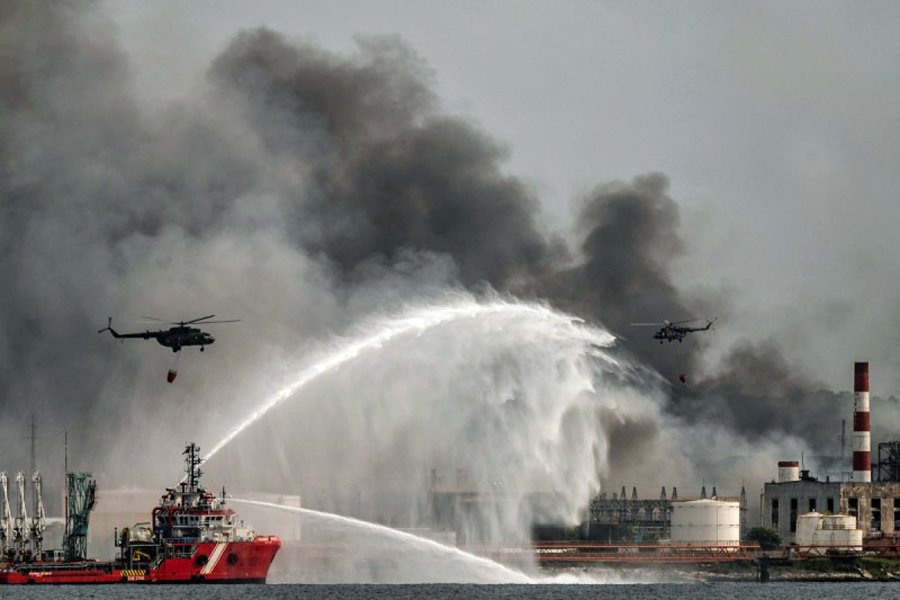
left=183, top=314, right=217, bottom=325
left=630, top=323, right=665, bottom=327
left=135, top=314, right=240, bottom=325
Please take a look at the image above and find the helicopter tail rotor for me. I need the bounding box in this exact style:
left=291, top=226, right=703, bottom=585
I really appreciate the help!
left=97, top=317, right=112, bottom=334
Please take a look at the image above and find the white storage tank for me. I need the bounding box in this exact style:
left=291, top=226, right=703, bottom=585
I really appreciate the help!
left=670, top=499, right=740, bottom=546
left=778, top=461, right=800, bottom=482
left=821, top=514, right=857, bottom=530
left=796, top=512, right=862, bottom=555
left=796, top=511, right=823, bottom=545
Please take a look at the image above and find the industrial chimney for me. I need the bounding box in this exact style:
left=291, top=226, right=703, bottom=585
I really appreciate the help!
left=853, top=362, right=871, bottom=482
left=778, top=461, right=800, bottom=482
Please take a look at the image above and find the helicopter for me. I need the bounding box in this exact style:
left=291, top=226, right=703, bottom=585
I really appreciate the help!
left=98, top=315, right=240, bottom=353
left=630, top=317, right=717, bottom=343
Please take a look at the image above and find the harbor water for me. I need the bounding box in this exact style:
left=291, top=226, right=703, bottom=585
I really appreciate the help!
left=0, top=583, right=892, bottom=600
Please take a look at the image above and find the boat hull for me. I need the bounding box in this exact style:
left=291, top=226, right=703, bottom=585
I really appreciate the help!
left=0, top=536, right=281, bottom=584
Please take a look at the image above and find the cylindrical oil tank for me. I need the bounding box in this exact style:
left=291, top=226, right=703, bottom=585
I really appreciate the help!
left=670, top=499, right=740, bottom=546
left=796, top=512, right=824, bottom=547
left=821, top=514, right=857, bottom=529
left=815, top=526, right=863, bottom=554
left=777, top=461, right=800, bottom=482
left=798, top=513, right=862, bottom=556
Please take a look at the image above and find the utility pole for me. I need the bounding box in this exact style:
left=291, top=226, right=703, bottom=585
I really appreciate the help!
left=840, top=419, right=846, bottom=462
left=64, top=430, right=68, bottom=526
left=30, top=414, right=35, bottom=477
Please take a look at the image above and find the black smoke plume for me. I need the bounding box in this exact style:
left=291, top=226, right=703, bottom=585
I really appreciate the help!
left=544, top=172, right=709, bottom=378
left=208, top=29, right=551, bottom=288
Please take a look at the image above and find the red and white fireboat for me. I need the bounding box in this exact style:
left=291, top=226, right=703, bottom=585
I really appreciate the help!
left=0, top=443, right=280, bottom=584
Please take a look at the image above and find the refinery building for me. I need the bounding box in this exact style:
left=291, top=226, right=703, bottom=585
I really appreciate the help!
left=763, top=362, right=900, bottom=544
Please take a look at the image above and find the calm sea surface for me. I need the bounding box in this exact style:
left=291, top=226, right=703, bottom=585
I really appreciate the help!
left=0, top=583, right=895, bottom=600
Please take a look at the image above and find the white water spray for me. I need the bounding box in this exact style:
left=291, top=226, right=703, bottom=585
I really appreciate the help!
left=199, top=293, right=662, bottom=580
left=203, top=296, right=616, bottom=463
left=232, top=498, right=533, bottom=583
left=234, top=499, right=681, bottom=584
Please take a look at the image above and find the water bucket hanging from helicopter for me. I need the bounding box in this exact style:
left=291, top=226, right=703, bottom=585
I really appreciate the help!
left=167, top=351, right=181, bottom=383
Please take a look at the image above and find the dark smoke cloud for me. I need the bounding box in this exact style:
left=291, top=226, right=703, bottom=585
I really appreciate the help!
left=688, top=341, right=899, bottom=464
left=543, top=175, right=852, bottom=472
left=0, top=2, right=139, bottom=429
left=684, top=339, right=842, bottom=454
left=0, top=3, right=557, bottom=491
left=208, top=29, right=551, bottom=288
left=0, top=0, right=876, bottom=508
left=544, top=173, right=713, bottom=378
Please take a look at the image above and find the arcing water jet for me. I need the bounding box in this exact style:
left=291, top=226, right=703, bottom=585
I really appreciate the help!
left=203, top=296, right=615, bottom=464
left=232, top=498, right=533, bottom=583
left=233, top=499, right=678, bottom=584
left=202, top=294, right=655, bottom=559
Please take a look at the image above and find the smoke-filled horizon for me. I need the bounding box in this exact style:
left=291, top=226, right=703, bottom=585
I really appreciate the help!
left=1, top=1, right=895, bottom=518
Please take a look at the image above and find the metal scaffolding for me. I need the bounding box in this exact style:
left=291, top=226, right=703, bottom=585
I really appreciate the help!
left=63, top=473, right=97, bottom=561
left=588, top=486, right=749, bottom=541
left=588, top=486, right=673, bottom=541
left=876, top=441, right=900, bottom=482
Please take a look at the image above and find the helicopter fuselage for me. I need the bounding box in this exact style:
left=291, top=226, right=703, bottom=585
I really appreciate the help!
left=154, top=327, right=215, bottom=352
left=100, top=322, right=216, bottom=352
left=651, top=322, right=712, bottom=343
left=653, top=328, right=687, bottom=342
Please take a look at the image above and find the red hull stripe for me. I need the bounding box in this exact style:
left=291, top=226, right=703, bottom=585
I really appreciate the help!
left=0, top=538, right=281, bottom=584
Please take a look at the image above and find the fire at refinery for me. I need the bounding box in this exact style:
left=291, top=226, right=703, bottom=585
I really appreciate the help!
left=5, top=2, right=900, bottom=582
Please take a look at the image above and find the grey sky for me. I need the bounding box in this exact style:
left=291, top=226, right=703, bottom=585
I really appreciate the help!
left=107, top=0, right=900, bottom=394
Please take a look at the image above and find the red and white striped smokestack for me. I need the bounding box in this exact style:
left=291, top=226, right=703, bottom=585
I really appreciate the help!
left=853, top=361, right=871, bottom=482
